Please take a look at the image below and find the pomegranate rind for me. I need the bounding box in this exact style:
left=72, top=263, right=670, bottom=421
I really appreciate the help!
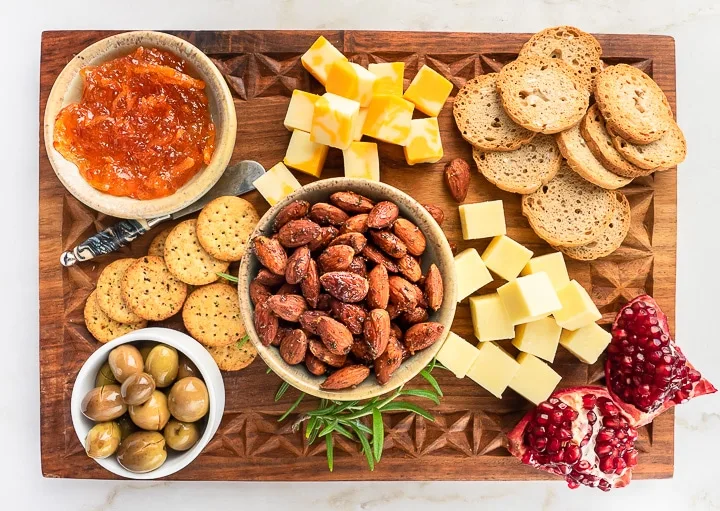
left=507, top=385, right=634, bottom=491
left=606, top=295, right=717, bottom=427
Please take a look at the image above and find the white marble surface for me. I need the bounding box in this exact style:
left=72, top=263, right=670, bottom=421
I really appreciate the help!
left=2, top=0, right=719, bottom=509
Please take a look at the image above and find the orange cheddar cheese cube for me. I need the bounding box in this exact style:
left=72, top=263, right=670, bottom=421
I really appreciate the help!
left=403, top=65, right=453, bottom=117
left=362, top=94, right=415, bottom=146
left=283, top=130, right=329, bottom=178
left=283, top=90, right=320, bottom=132
left=326, top=61, right=377, bottom=107
left=310, top=93, right=360, bottom=151
left=253, top=162, right=302, bottom=206
left=352, top=107, right=368, bottom=141
left=343, top=141, right=380, bottom=181
left=369, top=62, right=405, bottom=96
left=404, top=117, right=443, bottom=165
left=300, top=36, right=347, bottom=85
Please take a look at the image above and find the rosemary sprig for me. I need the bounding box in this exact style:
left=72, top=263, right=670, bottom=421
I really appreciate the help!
left=275, top=360, right=444, bottom=472
left=236, top=334, right=250, bottom=350
left=216, top=272, right=239, bottom=283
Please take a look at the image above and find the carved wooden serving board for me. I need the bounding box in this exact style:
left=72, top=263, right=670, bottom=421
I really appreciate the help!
left=39, top=30, right=677, bottom=480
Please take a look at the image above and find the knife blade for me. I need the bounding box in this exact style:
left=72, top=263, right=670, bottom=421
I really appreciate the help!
left=60, top=160, right=266, bottom=267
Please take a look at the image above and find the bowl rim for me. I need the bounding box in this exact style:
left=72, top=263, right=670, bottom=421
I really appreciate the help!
left=43, top=30, right=237, bottom=220
left=237, top=177, right=458, bottom=401
left=70, top=327, right=226, bottom=480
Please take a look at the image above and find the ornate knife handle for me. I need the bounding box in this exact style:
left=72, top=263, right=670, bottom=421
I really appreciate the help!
left=60, top=216, right=170, bottom=267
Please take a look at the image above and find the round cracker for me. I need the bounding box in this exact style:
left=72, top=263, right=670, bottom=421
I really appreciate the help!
left=84, top=289, right=147, bottom=344
left=206, top=341, right=258, bottom=371
left=121, top=256, right=188, bottom=321
left=95, top=258, right=144, bottom=324
left=182, top=282, right=246, bottom=347
left=164, top=219, right=230, bottom=285
left=196, top=196, right=260, bottom=262
left=147, top=227, right=173, bottom=257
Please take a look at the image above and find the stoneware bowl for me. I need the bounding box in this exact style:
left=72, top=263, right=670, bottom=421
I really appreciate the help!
left=43, top=31, right=236, bottom=219
left=238, top=178, right=458, bottom=401
left=70, top=327, right=225, bottom=479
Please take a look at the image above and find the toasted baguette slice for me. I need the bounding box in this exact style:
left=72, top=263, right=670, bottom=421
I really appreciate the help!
left=473, top=134, right=561, bottom=194
left=497, top=56, right=589, bottom=134
left=519, top=25, right=602, bottom=92
left=556, top=123, right=632, bottom=190
left=608, top=119, right=686, bottom=170
left=522, top=163, right=615, bottom=247
left=558, top=192, right=631, bottom=260
left=580, top=104, right=653, bottom=178
left=454, top=74, right=536, bottom=151
left=594, top=64, right=674, bottom=144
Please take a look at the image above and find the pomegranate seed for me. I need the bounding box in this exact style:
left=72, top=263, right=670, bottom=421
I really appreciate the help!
left=532, top=426, right=546, bottom=437
left=550, top=451, right=564, bottom=463
left=582, top=394, right=597, bottom=409
left=599, top=456, right=615, bottom=474
left=567, top=480, right=580, bottom=489
left=536, top=413, right=549, bottom=425
left=614, top=457, right=627, bottom=474
left=586, top=411, right=597, bottom=424
left=558, top=428, right=572, bottom=441
left=532, top=436, right=547, bottom=452
left=548, top=397, right=559, bottom=405
left=551, top=410, right=564, bottom=424
left=575, top=460, right=591, bottom=472
left=547, top=438, right=561, bottom=453
left=537, top=402, right=554, bottom=413
left=603, top=417, right=621, bottom=429
left=624, top=449, right=639, bottom=467
left=564, top=445, right=581, bottom=464
left=596, top=443, right=613, bottom=456
left=598, top=480, right=611, bottom=492
left=597, top=428, right=614, bottom=442
left=563, top=408, right=579, bottom=421
left=616, top=430, right=627, bottom=440
left=547, top=425, right=557, bottom=436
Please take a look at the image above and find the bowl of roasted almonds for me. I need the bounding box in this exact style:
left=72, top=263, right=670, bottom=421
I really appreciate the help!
left=238, top=178, right=457, bottom=400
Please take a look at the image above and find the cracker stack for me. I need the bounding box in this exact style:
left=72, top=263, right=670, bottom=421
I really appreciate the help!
left=453, top=25, right=687, bottom=260
left=84, top=196, right=260, bottom=372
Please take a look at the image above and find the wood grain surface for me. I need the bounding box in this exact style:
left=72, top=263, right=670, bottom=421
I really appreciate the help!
left=39, top=30, right=677, bottom=480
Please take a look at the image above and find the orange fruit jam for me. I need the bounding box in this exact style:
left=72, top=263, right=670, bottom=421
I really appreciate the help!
left=53, top=47, right=216, bottom=200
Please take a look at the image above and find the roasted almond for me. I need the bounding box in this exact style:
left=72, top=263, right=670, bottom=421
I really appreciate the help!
left=330, top=300, right=367, bottom=335
left=341, top=214, right=369, bottom=234
left=444, top=158, right=471, bottom=203
left=266, top=294, right=307, bottom=322
left=309, top=202, right=350, bottom=226
left=387, top=303, right=402, bottom=320
left=285, top=245, right=311, bottom=284
left=320, top=365, right=371, bottom=390
left=255, top=268, right=285, bottom=286
left=388, top=275, right=418, bottom=311
left=329, top=232, right=367, bottom=253
left=422, top=204, right=445, bottom=226
left=390, top=322, right=403, bottom=341
left=401, top=306, right=429, bottom=325
left=319, top=271, right=369, bottom=303
left=254, top=301, right=279, bottom=346
left=249, top=279, right=272, bottom=306
left=397, top=254, right=422, bottom=282
left=274, top=200, right=310, bottom=230
left=348, top=256, right=367, bottom=278
left=309, top=338, right=347, bottom=367
left=305, top=352, right=328, bottom=376
left=330, top=191, right=375, bottom=213
left=316, top=316, right=354, bottom=355
left=273, top=326, right=291, bottom=347
left=404, top=322, right=445, bottom=353
left=277, top=219, right=322, bottom=248
left=411, top=283, right=427, bottom=309
left=299, top=310, right=329, bottom=335
left=366, top=201, right=399, bottom=229
left=361, top=244, right=400, bottom=273
left=318, top=245, right=355, bottom=273
left=279, top=329, right=308, bottom=365
left=316, top=294, right=333, bottom=311
left=425, top=263, right=444, bottom=311
left=307, top=226, right=339, bottom=252
left=366, top=264, right=390, bottom=309
left=350, top=339, right=374, bottom=364
left=392, top=218, right=426, bottom=257
left=364, top=309, right=390, bottom=359
left=369, top=230, right=407, bottom=259
left=374, top=336, right=403, bottom=385
left=277, top=283, right=300, bottom=295
left=300, top=259, right=320, bottom=308
left=253, top=236, right=288, bottom=275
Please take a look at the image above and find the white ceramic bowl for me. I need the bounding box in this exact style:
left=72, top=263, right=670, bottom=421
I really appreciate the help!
left=70, top=327, right=225, bottom=479
left=44, top=31, right=237, bottom=219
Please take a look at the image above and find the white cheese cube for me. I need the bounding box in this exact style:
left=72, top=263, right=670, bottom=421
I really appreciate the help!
left=454, top=248, right=493, bottom=302
left=509, top=353, right=562, bottom=405
left=512, top=317, right=562, bottom=362
left=497, top=272, right=562, bottom=325
left=553, top=280, right=601, bottom=331
left=436, top=331, right=480, bottom=378
left=520, top=252, right=570, bottom=291
left=469, top=294, right=515, bottom=342
left=560, top=323, right=611, bottom=364
left=466, top=342, right=520, bottom=398
left=482, top=235, right=534, bottom=281
left=459, top=201, right=506, bottom=240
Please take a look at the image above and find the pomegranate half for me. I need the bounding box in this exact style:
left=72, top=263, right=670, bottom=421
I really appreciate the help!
left=606, top=295, right=717, bottom=426
left=507, top=386, right=638, bottom=491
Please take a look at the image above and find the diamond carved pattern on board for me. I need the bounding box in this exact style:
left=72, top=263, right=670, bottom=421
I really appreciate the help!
left=479, top=53, right=517, bottom=74
left=250, top=53, right=309, bottom=99
left=590, top=255, right=654, bottom=325
left=211, top=55, right=249, bottom=100
left=245, top=412, right=304, bottom=458
left=425, top=54, right=481, bottom=91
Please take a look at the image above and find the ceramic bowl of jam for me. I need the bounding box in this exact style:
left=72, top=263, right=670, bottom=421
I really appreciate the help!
left=43, top=31, right=237, bottom=219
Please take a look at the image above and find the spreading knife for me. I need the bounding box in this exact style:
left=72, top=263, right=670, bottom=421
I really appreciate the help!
left=60, top=160, right=266, bottom=267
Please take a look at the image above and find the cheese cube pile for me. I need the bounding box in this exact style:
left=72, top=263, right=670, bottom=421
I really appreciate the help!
left=436, top=332, right=481, bottom=378
left=553, top=280, right=602, bottom=330
left=369, top=62, right=404, bottom=96
left=467, top=342, right=520, bottom=398
left=497, top=273, right=562, bottom=325
left=362, top=94, right=415, bottom=145
left=326, top=61, right=376, bottom=107
left=284, top=130, right=329, bottom=178
left=509, top=353, right=563, bottom=405
left=512, top=317, right=561, bottom=362
left=469, top=294, right=514, bottom=342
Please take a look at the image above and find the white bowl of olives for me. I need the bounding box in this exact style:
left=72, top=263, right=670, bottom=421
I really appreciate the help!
left=71, top=327, right=226, bottom=479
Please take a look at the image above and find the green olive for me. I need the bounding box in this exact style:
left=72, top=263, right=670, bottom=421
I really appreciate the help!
left=163, top=419, right=201, bottom=451
left=138, top=342, right=156, bottom=362
left=116, top=431, right=167, bottom=473
left=168, top=377, right=209, bottom=422
left=177, top=355, right=200, bottom=380
left=145, top=345, right=179, bottom=388
left=108, top=345, right=144, bottom=383
left=85, top=422, right=121, bottom=459
left=95, top=362, right=117, bottom=387
left=81, top=385, right=127, bottom=422
left=116, top=414, right=137, bottom=441
left=120, top=372, right=156, bottom=405
left=128, top=390, right=170, bottom=431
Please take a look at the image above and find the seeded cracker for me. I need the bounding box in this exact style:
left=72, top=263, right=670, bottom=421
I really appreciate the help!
left=206, top=342, right=258, bottom=371
left=95, top=258, right=144, bottom=323
left=164, top=219, right=230, bottom=285
left=120, top=256, right=188, bottom=321
left=182, top=282, right=246, bottom=347
left=196, top=196, right=260, bottom=262
left=147, top=227, right=173, bottom=257
left=84, top=289, right=147, bottom=343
